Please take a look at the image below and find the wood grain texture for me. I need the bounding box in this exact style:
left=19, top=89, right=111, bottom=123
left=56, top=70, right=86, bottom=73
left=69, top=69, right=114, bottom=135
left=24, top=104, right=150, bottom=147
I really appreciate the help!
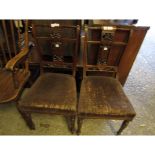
left=118, top=27, right=150, bottom=85
left=0, top=69, right=30, bottom=104
left=0, top=20, right=30, bottom=105
left=5, top=47, right=29, bottom=71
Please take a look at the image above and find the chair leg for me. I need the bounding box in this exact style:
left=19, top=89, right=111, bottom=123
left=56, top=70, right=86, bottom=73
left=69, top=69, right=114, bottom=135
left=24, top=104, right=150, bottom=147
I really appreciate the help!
left=117, top=120, right=130, bottom=135
left=70, top=115, right=75, bottom=134
left=65, top=115, right=75, bottom=134
left=77, top=117, right=83, bottom=135
left=18, top=110, right=35, bottom=130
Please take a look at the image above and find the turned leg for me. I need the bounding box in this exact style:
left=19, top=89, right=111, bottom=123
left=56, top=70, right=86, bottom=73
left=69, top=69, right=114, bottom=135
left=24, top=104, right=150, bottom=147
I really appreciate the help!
left=18, top=110, right=35, bottom=130
left=117, top=120, right=130, bottom=135
left=77, top=117, right=83, bottom=135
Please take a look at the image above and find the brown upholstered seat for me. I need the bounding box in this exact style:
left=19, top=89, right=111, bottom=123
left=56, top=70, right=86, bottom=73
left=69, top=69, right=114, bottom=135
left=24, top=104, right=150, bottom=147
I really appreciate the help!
left=78, top=76, right=135, bottom=117
left=19, top=73, right=77, bottom=113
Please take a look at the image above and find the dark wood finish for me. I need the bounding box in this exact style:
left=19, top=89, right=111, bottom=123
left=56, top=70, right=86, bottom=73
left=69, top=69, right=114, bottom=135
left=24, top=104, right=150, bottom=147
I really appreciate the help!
left=10, top=20, right=17, bottom=55
left=18, top=20, right=149, bottom=86
left=65, top=115, right=76, bottom=134
left=83, top=25, right=133, bottom=78
left=82, top=23, right=149, bottom=85
left=77, top=117, right=83, bottom=135
left=87, top=20, right=138, bottom=26
left=0, top=68, right=30, bottom=104
left=117, top=120, right=130, bottom=135
left=28, top=21, right=149, bottom=87
left=2, top=20, right=12, bottom=59
left=0, top=20, right=31, bottom=105
left=0, top=20, right=29, bottom=67
left=18, top=23, right=80, bottom=134
left=77, top=25, right=136, bottom=135
left=18, top=110, right=35, bottom=129
left=0, top=38, right=7, bottom=65
left=118, top=27, right=149, bottom=85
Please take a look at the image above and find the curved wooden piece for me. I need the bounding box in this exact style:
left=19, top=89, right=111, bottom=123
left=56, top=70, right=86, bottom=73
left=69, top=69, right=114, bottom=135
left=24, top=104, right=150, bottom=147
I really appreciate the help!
left=5, top=47, right=30, bottom=71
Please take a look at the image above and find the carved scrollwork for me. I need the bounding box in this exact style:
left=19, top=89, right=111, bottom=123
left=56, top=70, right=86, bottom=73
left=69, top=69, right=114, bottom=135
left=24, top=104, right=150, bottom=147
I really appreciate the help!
left=50, top=28, right=62, bottom=39
left=102, top=32, right=114, bottom=41
left=50, top=32, right=61, bottom=39
left=53, top=54, right=64, bottom=62
left=97, top=26, right=116, bottom=65
left=49, top=27, right=64, bottom=63
left=97, top=45, right=111, bottom=65
left=101, top=26, right=116, bottom=42
left=51, top=42, right=64, bottom=63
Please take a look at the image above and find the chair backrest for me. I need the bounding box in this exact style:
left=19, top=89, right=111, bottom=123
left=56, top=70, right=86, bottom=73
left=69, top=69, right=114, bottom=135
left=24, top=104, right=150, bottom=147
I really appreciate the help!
left=86, top=20, right=138, bottom=26
left=31, top=20, right=81, bottom=26
left=0, top=20, right=28, bottom=68
left=32, top=23, right=80, bottom=77
left=83, top=24, right=133, bottom=78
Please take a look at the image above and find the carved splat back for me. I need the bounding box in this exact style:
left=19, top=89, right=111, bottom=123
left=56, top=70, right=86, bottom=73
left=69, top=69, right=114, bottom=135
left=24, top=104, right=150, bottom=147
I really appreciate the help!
left=97, top=26, right=116, bottom=65
left=32, top=23, right=80, bottom=76
left=50, top=26, right=64, bottom=64
left=83, top=25, right=132, bottom=78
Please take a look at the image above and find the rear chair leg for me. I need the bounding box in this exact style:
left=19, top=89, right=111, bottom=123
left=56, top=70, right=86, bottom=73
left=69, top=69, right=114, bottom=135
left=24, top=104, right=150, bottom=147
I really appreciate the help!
left=70, top=115, right=75, bottom=134
left=18, top=110, right=35, bottom=130
left=117, top=120, right=130, bottom=135
left=77, top=117, right=83, bottom=135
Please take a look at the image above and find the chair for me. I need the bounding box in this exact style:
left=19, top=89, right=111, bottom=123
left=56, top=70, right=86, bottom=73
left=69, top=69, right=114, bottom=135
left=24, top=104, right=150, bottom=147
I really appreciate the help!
left=77, top=25, right=136, bottom=135
left=17, top=23, right=80, bottom=133
left=0, top=20, right=30, bottom=105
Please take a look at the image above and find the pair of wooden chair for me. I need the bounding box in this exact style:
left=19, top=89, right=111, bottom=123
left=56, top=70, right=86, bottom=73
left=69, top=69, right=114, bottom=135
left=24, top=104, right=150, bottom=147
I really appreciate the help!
left=17, top=23, right=136, bottom=135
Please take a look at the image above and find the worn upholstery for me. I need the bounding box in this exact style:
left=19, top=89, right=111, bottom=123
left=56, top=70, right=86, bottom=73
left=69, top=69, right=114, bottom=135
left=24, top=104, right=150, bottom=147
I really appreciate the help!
left=78, top=76, right=136, bottom=117
left=19, top=73, right=77, bottom=112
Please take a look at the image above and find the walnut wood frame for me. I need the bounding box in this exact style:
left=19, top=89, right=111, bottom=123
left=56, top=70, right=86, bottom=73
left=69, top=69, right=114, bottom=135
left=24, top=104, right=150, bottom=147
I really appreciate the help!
left=77, top=25, right=136, bottom=135
left=17, top=23, right=80, bottom=134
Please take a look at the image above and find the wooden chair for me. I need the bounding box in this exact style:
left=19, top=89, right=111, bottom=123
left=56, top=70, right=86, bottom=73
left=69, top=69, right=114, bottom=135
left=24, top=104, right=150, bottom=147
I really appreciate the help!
left=17, top=23, right=80, bottom=133
left=77, top=25, right=136, bottom=135
left=0, top=20, right=30, bottom=105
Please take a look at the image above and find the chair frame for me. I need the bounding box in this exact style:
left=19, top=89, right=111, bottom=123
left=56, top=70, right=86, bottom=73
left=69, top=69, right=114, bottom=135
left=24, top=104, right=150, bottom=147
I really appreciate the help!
left=17, top=23, right=80, bottom=133
left=77, top=25, right=136, bottom=135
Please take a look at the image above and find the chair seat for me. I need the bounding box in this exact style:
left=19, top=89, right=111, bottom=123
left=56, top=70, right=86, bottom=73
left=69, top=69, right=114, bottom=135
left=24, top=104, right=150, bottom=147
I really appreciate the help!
left=78, top=76, right=136, bottom=118
left=0, top=69, right=30, bottom=104
left=19, top=73, right=77, bottom=113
